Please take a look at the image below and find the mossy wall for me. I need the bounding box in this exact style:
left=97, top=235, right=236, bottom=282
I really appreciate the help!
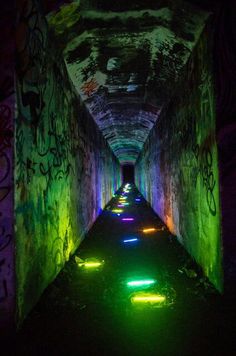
left=15, top=0, right=121, bottom=323
left=135, top=28, right=223, bottom=291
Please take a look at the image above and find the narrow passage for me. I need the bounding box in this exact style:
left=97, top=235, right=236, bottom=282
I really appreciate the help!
left=16, top=184, right=232, bottom=356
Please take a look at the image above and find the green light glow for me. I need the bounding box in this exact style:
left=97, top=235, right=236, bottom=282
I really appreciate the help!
left=83, top=262, right=103, bottom=268
left=127, top=279, right=156, bottom=287
left=76, top=257, right=104, bottom=269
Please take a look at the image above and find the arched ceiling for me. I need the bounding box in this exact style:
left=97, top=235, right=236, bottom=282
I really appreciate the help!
left=47, top=1, right=209, bottom=164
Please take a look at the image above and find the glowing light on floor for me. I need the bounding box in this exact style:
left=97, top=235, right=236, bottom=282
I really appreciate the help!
left=123, top=188, right=130, bottom=193
left=122, top=218, right=134, bottom=221
left=112, top=209, right=123, bottom=213
left=135, top=198, right=141, bottom=202
left=142, top=228, right=157, bottom=233
left=76, top=257, right=104, bottom=269
left=131, top=292, right=166, bottom=304
left=123, top=238, right=138, bottom=243
left=117, top=204, right=124, bottom=207
left=84, top=262, right=103, bottom=268
left=127, top=279, right=156, bottom=287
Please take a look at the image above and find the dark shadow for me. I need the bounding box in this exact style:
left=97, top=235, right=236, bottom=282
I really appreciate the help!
left=122, top=165, right=134, bottom=183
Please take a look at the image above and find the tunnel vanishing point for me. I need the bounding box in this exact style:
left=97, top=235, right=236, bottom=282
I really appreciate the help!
left=1, top=0, right=236, bottom=331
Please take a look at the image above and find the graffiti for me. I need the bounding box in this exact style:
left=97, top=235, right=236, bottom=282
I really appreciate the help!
left=193, top=143, right=216, bottom=216
left=16, top=0, right=47, bottom=132
left=14, top=0, right=121, bottom=323
left=81, top=57, right=98, bottom=82
left=89, top=90, right=108, bottom=117
left=177, top=119, right=217, bottom=216
left=36, top=110, right=74, bottom=182
left=135, top=31, right=221, bottom=290
left=16, top=0, right=76, bottom=184
left=81, top=78, right=98, bottom=97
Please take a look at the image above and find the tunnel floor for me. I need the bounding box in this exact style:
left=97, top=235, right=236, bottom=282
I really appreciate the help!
left=13, top=184, right=235, bottom=356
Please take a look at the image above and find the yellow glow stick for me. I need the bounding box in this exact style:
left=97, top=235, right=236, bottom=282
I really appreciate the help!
left=112, top=209, right=123, bottom=213
left=84, top=262, right=102, bottom=268
left=142, top=228, right=157, bottom=233
left=131, top=293, right=166, bottom=304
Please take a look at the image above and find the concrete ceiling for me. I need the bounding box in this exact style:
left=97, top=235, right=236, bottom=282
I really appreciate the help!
left=48, top=1, right=209, bottom=164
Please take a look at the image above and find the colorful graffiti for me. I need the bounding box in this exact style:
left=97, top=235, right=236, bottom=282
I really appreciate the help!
left=15, top=0, right=120, bottom=324
left=135, top=28, right=223, bottom=292
left=81, top=78, right=98, bottom=97
left=61, top=5, right=209, bottom=164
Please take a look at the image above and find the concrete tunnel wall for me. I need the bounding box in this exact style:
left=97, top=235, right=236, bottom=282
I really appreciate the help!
left=1, top=0, right=235, bottom=330
left=14, top=0, right=121, bottom=324
left=135, top=25, right=223, bottom=292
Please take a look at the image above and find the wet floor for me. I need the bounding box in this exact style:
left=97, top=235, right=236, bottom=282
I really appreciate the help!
left=12, top=184, right=236, bottom=355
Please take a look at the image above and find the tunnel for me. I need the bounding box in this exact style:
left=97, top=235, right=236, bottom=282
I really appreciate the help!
left=1, top=0, right=236, bottom=354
